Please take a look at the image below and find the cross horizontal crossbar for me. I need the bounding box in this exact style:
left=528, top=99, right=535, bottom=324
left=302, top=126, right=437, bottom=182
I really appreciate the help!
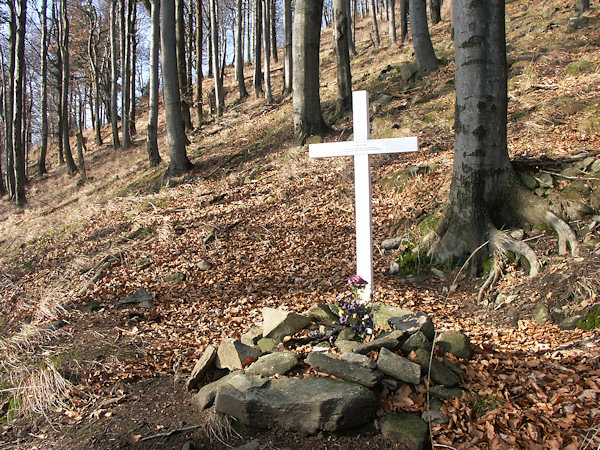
left=309, top=136, right=417, bottom=158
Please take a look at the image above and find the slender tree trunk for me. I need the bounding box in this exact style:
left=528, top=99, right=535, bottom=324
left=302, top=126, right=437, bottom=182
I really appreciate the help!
left=370, top=0, right=380, bottom=47
left=147, top=0, right=161, bottom=166
left=60, top=0, right=78, bottom=174
left=429, top=0, right=441, bottom=24
left=210, top=0, right=224, bottom=115
left=176, top=0, right=192, bottom=130
left=271, top=0, right=278, bottom=62
left=38, top=0, right=49, bottom=176
left=334, top=0, right=352, bottom=115
left=12, top=0, right=27, bottom=205
left=196, top=0, right=203, bottom=123
left=129, top=0, right=137, bottom=136
left=283, top=0, right=293, bottom=94
left=207, top=11, right=213, bottom=77
left=5, top=5, right=16, bottom=196
left=410, top=0, right=438, bottom=71
left=576, top=0, right=590, bottom=13
left=388, top=0, right=397, bottom=45
left=187, top=2, right=194, bottom=89
left=236, top=0, right=249, bottom=99
left=246, top=0, right=252, bottom=65
left=121, top=0, right=131, bottom=149
left=262, top=0, right=273, bottom=103
left=253, top=0, right=264, bottom=97
left=348, top=0, right=357, bottom=55
left=110, top=0, right=121, bottom=148
left=292, top=0, right=331, bottom=144
left=161, top=0, right=193, bottom=175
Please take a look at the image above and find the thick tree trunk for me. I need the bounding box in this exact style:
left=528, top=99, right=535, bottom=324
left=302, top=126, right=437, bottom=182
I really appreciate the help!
left=409, top=0, right=438, bottom=72
left=110, top=0, right=121, bottom=149
left=271, top=0, right=278, bottom=62
left=161, top=0, right=193, bottom=175
left=196, top=0, right=203, bottom=122
left=334, top=0, right=352, bottom=115
left=12, top=0, right=27, bottom=205
left=176, top=0, right=192, bottom=130
left=370, top=0, right=380, bottom=47
left=210, top=0, right=224, bottom=115
left=388, top=0, right=397, bottom=45
left=147, top=0, right=161, bottom=166
left=60, top=0, right=78, bottom=175
left=38, top=0, right=49, bottom=176
left=292, top=0, right=331, bottom=144
left=429, top=0, right=441, bottom=24
left=262, top=0, right=273, bottom=103
left=431, top=0, right=577, bottom=278
left=236, top=0, right=249, bottom=99
left=400, top=0, right=408, bottom=44
left=283, top=0, right=293, bottom=94
left=253, top=0, right=264, bottom=97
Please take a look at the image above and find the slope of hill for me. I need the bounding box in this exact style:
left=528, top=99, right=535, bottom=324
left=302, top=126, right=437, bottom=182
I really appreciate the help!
left=1, top=1, right=600, bottom=448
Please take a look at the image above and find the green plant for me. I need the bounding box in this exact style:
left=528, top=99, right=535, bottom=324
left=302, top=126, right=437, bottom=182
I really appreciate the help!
left=468, top=394, right=504, bottom=417
left=578, top=305, right=600, bottom=330
left=394, top=247, right=430, bottom=276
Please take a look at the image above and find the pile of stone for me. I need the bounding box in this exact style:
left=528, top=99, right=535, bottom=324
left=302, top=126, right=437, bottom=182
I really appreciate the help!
left=187, top=303, right=472, bottom=449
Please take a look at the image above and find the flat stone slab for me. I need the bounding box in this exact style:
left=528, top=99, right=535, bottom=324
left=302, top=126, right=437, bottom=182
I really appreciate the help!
left=187, top=345, right=217, bottom=391
left=262, top=308, right=311, bottom=340
left=381, top=411, right=428, bottom=449
left=216, top=338, right=261, bottom=370
left=372, top=304, right=413, bottom=330
left=388, top=312, right=435, bottom=341
left=191, top=370, right=243, bottom=411
left=377, top=348, right=421, bottom=385
left=401, top=331, right=432, bottom=354
left=214, top=375, right=376, bottom=434
left=307, top=303, right=338, bottom=322
left=306, top=352, right=382, bottom=388
left=120, top=289, right=153, bottom=308
left=241, top=326, right=263, bottom=347
left=436, top=330, right=473, bottom=360
left=353, top=332, right=404, bottom=355
left=430, top=359, right=460, bottom=387
left=245, top=351, right=298, bottom=377
left=339, top=352, right=376, bottom=369
left=429, top=385, right=464, bottom=400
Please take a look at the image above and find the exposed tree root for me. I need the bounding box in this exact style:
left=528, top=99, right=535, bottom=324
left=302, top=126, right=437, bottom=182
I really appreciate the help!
left=544, top=211, right=578, bottom=256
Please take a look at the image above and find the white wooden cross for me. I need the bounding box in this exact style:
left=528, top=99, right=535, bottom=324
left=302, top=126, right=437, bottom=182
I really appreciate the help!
left=309, top=90, right=418, bottom=301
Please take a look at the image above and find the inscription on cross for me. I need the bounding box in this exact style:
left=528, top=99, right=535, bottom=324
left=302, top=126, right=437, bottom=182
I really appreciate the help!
left=309, top=90, right=418, bottom=301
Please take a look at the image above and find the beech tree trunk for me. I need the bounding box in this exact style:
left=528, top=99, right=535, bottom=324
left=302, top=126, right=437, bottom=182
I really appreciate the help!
left=429, top=0, right=441, bottom=24
left=576, top=0, right=590, bottom=13
left=283, top=0, right=293, bottom=94
left=147, top=0, right=161, bottom=166
left=196, top=0, right=203, bottom=122
left=409, top=0, right=438, bottom=71
left=129, top=1, right=137, bottom=136
left=12, top=0, right=27, bottom=205
left=292, top=0, right=331, bottom=144
left=60, top=0, right=78, bottom=175
left=236, top=0, right=249, bottom=99
left=161, top=0, right=193, bottom=175
left=120, top=0, right=131, bottom=149
left=271, top=0, right=278, bottom=62
left=348, top=0, right=357, bottom=55
left=5, top=4, right=16, bottom=196
left=253, top=0, right=264, bottom=97
left=210, top=0, right=224, bottom=115
left=110, top=0, right=121, bottom=148
left=38, top=0, right=49, bottom=176
left=176, top=0, right=192, bottom=130
left=334, top=0, right=352, bottom=115
left=370, top=0, right=380, bottom=47
left=262, top=0, right=273, bottom=103
left=400, top=0, right=408, bottom=44
left=388, top=0, right=397, bottom=45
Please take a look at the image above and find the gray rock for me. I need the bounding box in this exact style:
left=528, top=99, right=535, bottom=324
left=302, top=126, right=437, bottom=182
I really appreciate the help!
left=389, top=312, right=435, bottom=341
left=187, top=345, right=217, bottom=390
left=413, top=348, right=432, bottom=374
left=437, top=330, right=473, bottom=360
left=336, top=340, right=360, bottom=353
left=198, top=260, right=214, bottom=271
left=181, top=441, right=197, bottom=450
left=382, top=237, right=403, bottom=250
left=442, top=358, right=465, bottom=376
left=262, top=308, right=311, bottom=340
left=81, top=299, right=101, bottom=313
left=120, top=289, right=153, bottom=308
left=216, top=338, right=261, bottom=370
left=136, top=257, right=153, bottom=269
left=568, top=15, right=588, bottom=31
left=306, top=303, right=338, bottom=322
left=214, top=375, right=376, bottom=434
left=245, top=352, right=298, bottom=377
left=398, top=62, right=418, bottom=82
left=381, top=411, right=428, bottom=449
left=372, top=304, right=413, bottom=331
left=41, top=319, right=66, bottom=331
left=401, top=331, right=432, bottom=354
left=517, top=172, right=538, bottom=190
left=164, top=272, right=186, bottom=282
left=422, top=398, right=449, bottom=424
left=337, top=327, right=358, bottom=341
left=379, top=94, right=393, bottom=105
left=377, top=348, right=421, bottom=385
left=241, top=327, right=263, bottom=347
left=353, top=333, right=403, bottom=355
left=591, top=159, right=600, bottom=172
left=232, top=440, right=262, bottom=450
left=533, top=304, right=550, bottom=325
left=429, top=385, right=464, bottom=400
left=389, top=260, right=401, bottom=275
left=339, top=352, right=376, bottom=369
left=430, top=359, right=460, bottom=387
left=576, top=156, right=596, bottom=171
left=191, top=370, right=243, bottom=411
left=559, top=315, right=583, bottom=330
left=306, top=352, right=382, bottom=388
left=537, top=172, right=554, bottom=188
left=257, top=338, right=279, bottom=353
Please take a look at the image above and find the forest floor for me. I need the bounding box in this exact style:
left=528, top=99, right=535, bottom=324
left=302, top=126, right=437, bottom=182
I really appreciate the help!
left=2, top=0, right=600, bottom=448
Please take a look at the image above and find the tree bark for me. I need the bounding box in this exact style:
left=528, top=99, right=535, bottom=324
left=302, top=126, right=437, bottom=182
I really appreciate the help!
left=129, top=0, right=137, bottom=136
left=370, top=0, right=380, bottom=47
left=253, top=0, right=264, bottom=97
left=292, top=0, right=331, bottom=144
left=334, top=0, right=352, bottom=115
left=161, top=0, right=194, bottom=175
left=120, top=0, right=131, bottom=149
left=147, top=0, right=161, bottom=166
left=262, top=0, right=273, bottom=103
left=283, top=0, right=293, bottom=94
left=210, top=0, right=224, bottom=115
left=348, top=0, right=357, bottom=55
left=38, top=0, right=49, bottom=176
left=576, top=0, right=590, bottom=13
left=271, top=0, right=278, bottom=62
left=60, top=0, right=78, bottom=175
left=176, top=0, right=192, bottom=130
left=409, top=0, right=438, bottom=72
left=12, top=0, right=27, bottom=205
left=429, top=0, right=441, bottom=24
left=195, top=0, right=203, bottom=122
left=388, top=0, right=397, bottom=45
left=400, top=0, right=408, bottom=44
left=110, top=0, right=121, bottom=148
left=236, top=0, right=249, bottom=99
left=5, top=4, right=16, bottom=196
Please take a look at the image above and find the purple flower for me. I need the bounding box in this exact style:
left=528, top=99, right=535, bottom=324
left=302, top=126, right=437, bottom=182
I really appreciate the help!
left=347, top=275, right=368, bottom=289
